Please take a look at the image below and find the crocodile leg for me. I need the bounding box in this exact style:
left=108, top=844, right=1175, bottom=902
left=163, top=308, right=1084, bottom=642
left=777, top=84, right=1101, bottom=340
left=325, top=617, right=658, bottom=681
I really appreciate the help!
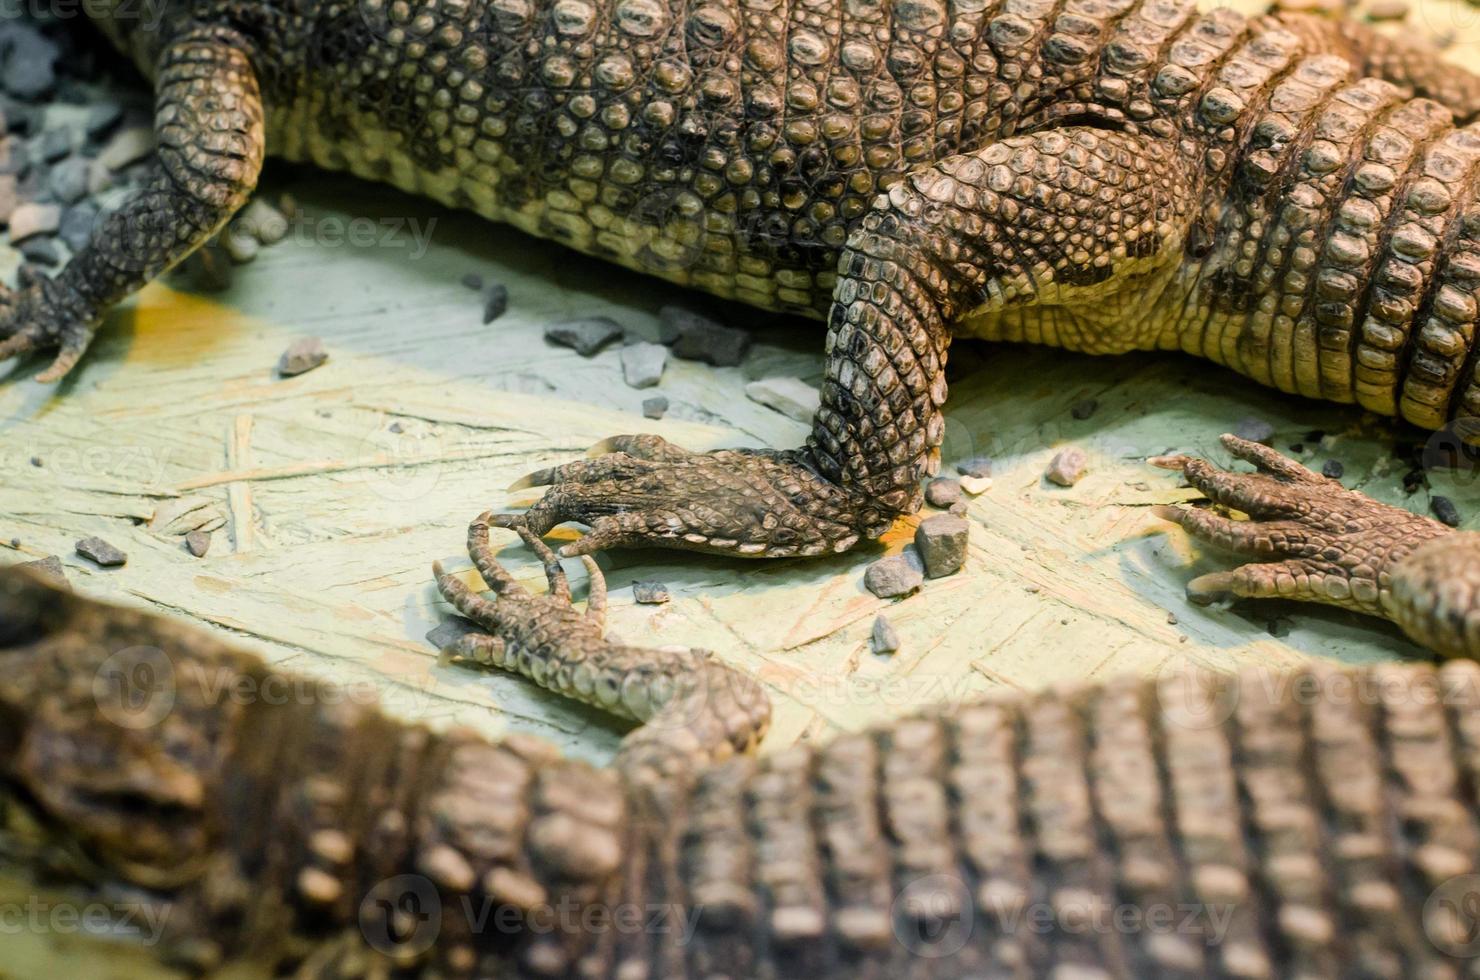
left=516, top=129, right=1199, bottom=560
left=0, top=25, right=263, bottom=382
left=1153, top=434, right=1480, bottom=658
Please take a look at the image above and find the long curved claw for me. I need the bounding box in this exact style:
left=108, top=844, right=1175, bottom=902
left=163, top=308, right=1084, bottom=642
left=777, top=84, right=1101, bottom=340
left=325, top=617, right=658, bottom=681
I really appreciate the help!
left=1152, top=441, right=1451, bottom=618
left=0, top=275, right=101, bottom=384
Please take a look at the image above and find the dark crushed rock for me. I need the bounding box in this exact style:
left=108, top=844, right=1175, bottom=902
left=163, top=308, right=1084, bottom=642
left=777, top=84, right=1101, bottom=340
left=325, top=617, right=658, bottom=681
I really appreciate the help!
left=185, top=530, right=211, bottom=558
left=1432, top=495, right=1462, bottom=528
left=388, top=421, right=403, bottom=434
left=75, top=535, right=126, bottom=567
left=278, top=337, right=328, bottom=377
left=956, top=456, right=993, bottom=480
left=633, top=581, right=671, bottom=604
left=18, top=236, right=58, bottom=266
left=29, top=455, right=40, bottom=467
left=426, top=616, right=480, bottom=650
left=1070, top=399, right=1098, bottom=420
left=915, top=514, right=970, bottom=579
left=1232, top=417, right=1276, bottom=446
left=1046, top=447, right=1089, bottom=487
left=924, top=477, right=962, bottom=508
left=664, top=305, right=751, bottom=366
left=460, top=272, right=484, bottom=291
left=84, top=101, right=123, bottom=141
left=38, top=125, right=71, bottom=163
left=546, top=316, right=623, bottom=357
left=642, top=395, right=669, bottom=420
left=864, top=551, right=924, bottom=598
left=1321, top=459, right=1344, bottom=480
left=871, top=615, right=900, bottom=654
left=47, top=156, right=88, bottom=204
left=481, top=283, right=509, bottom=324
left=18, top=555, right=65, bottom=582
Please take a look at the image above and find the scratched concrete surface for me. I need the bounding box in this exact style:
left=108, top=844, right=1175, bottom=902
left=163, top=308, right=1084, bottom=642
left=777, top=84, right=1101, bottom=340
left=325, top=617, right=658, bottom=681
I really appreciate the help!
left=4, top=2, right=1480, bottom=977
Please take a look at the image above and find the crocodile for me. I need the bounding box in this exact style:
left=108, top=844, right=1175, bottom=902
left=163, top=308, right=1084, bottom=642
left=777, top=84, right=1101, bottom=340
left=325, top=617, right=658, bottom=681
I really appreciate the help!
left=6, top=5, right=1480, bottom=648
left=8, top=497, right=1480, bottom=978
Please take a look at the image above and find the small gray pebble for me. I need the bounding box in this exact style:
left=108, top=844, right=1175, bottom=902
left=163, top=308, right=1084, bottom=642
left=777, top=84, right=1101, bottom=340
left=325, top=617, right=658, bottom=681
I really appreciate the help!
left=47, top=156, right=88, bottom=205
left=481, top=282, right=509, bottom=324
left=460, top=272, right=484, bottom=291
left=948, top=500, right=969, bottom=517
left=58, top=202, right=97, bottom=252
left=1166, top=612, right=1178, bottom=625
left=278, top=336, right=328, bottom=377
left=633, top=581, right=671, bottom=604
left=18, top=236, right=58, bottom=266
left=1432, top=495, right=1462, bottom=528
left=915, top=514, right=970, bottom=578
left=84, top=102, right=124, bottom=141
left=871, top=615, right=901, bottom=654
left=546, top=316, right=623, bottom=356
left=621, top=342, right=668, bottom=389
left=642, top=395, right=669, bottom=420
left=1321, top=459, right=1344, bottom=480
left=924, top=477, right=962, bottom=508
left=388, top=421, right=403, bottom=434
left=1232, top=417, right=1276, bottom=445
left=37, top=126, right=71, bottom=164
left=185, top=530, right=211, bottom=558
left=956, top=456, right=993, bottom=479
left=864, top=552, right=924, bottom=598
left=1070, top=399, right=1098, bottom=420
left=75, top=536, right=126, bottom=567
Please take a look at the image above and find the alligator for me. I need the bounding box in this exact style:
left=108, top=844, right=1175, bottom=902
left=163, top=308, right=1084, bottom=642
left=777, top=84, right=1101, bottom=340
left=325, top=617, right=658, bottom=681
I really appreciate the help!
left=5, top=0, right=1480, bottom=656
left=5, top=516, right=1480, bottom=979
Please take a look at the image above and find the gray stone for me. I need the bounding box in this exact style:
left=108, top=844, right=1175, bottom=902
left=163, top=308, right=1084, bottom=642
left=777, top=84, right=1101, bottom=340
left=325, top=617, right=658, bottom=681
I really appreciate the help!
left=864, top=552, right=924, bottom=598
left=924, top=478, right=962, bottom=508
left=956, top=456, right=993, bottom=479
left=546, top=316, right=623, bottom=357
left=481, top=283, right=509, bottom=324
left=621, top=342, right=668, bottom=388
left=37, top=127, right=71, bottom=164
left=642, top=396, right=669, bottom=420
left=8, top=201, right=59, bottom=242
left=665, top=305, right=751, bottom=366
left=0, top=174, right=16, bottom=225
left=744, top=376, right=820, bottom=423
left=915, top=514, right=969, bottom=579
left=241, top=198, right=290, bottom=243
left=185, top=530, right=211, bottom=558
left=222, top=223, right=261, bottom=263
left=2, top=26, right=56, bottom=101
left=98, top=126, right=154, bottom=171
left=948, top=500, right=969, bottom=517
left=633, top=581, right=671, bottom=604
left=59, top=202, right=97, bottom=252
left=871, top=615, right=901, bottom=654
left=1232, top=417, right=1276, bottom=446
left=278, top=336, right=328, bottom=377
left=18, top=236, right=58, bottom=267
left=75, top=536, right=126, bottom=567
left=84, top=101, right=124, bottom=141
left=1046, top=447, right=1089, bottom=487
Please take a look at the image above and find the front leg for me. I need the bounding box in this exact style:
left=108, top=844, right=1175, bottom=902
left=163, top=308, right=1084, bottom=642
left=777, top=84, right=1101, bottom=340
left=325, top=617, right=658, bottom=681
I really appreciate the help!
left=518, top=129, right=1201, bottom=559
left=1154, top=434, right=1480, bottom=658
left=0, top=26, right=264, bottom=381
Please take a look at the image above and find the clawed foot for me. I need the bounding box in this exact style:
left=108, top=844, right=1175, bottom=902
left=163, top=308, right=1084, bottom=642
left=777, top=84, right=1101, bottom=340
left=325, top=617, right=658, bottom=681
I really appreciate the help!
left=0, top=269, right=101, bottom=383
left=509, top=434, right=891, bottom=559
left=1152, top=434, right=1451, bottom=618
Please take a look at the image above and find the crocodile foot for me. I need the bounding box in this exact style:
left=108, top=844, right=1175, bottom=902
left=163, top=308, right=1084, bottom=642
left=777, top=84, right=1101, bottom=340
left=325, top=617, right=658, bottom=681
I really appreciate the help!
left=1150, top=433, right=1452, bottom=619
left=508, top=434, right=892, bottom=559
left=0, top=269, right=101, bottom=383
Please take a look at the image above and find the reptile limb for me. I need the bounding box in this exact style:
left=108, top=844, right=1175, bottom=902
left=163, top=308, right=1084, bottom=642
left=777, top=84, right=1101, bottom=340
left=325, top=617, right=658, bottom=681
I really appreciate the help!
left=0, top=25, right=263, bottom=381
left=1154, top=433, right=1480, bottom=658
left=519, top=129, right=1199, bottom=558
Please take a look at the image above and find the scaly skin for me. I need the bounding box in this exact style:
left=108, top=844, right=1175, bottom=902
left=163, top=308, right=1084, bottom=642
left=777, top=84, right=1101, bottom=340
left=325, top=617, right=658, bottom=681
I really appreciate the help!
left=10, top=4, right=1480, bottom=654
left=12, top=558, right=1480, bottom=978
